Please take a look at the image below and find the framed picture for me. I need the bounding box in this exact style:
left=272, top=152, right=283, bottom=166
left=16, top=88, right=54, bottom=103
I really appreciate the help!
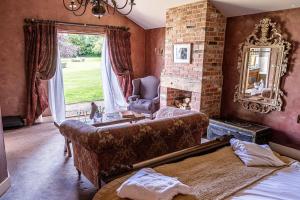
left=173, top=43, right=191, bottom=64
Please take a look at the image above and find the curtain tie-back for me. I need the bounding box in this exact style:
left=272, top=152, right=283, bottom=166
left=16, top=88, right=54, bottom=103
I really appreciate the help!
left=122, top=70, right=130, bottom=75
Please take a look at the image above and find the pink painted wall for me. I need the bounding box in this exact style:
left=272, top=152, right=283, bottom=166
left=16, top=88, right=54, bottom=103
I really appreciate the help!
left=0, top=0, right=146, bottom=117
left=145, top=28, right=166, bottom=78
left=221, top=8, right=300, bottom=149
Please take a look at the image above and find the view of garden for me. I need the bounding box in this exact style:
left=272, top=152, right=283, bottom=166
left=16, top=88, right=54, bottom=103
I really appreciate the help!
left=58, top=33, right=104, bottom=105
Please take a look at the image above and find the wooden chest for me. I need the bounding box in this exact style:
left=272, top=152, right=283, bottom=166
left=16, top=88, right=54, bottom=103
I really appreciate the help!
left=207, top=118, right=271, bottom=144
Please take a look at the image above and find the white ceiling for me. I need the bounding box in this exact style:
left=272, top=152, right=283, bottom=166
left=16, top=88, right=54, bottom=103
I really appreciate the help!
left=124, top=0, right=300, bottom=29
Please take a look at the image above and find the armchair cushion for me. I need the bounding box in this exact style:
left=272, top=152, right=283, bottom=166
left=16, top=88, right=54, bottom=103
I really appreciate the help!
left=128, top=99, right=153, bottom=111
left=128, top=95, right=140, bottom=103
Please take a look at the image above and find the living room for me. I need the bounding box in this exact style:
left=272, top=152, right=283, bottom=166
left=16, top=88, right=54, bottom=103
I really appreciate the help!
left=1, top=0, right=300, bottom=200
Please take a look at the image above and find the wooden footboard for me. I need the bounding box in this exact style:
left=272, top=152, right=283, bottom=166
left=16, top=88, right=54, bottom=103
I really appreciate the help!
left=100, top=136, right=232, bottom=184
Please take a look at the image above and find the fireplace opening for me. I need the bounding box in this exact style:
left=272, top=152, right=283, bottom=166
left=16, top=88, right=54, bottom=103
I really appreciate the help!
left=166, top=88, right=192, bottom=110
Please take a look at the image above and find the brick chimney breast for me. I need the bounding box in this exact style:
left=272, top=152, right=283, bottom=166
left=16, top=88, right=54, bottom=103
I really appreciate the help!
left=160, top=0, right=226, bottom=117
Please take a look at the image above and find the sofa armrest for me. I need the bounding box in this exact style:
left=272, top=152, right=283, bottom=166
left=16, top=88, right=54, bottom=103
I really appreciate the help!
left=59, top=120, right=99, bottom=150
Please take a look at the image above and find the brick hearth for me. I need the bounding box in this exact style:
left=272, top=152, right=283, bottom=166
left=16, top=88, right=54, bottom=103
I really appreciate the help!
left=160, top=0, right=226, bottom=117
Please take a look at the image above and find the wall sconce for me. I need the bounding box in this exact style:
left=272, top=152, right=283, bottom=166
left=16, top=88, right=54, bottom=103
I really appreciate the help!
left=155, top=47, right=164, bottom=56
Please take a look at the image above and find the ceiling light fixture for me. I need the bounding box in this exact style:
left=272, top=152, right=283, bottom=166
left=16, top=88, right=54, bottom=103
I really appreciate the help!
left=63, top=0, right=136, bottom=18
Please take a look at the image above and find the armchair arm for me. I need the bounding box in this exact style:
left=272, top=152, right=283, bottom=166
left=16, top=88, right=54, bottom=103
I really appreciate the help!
left=152, top=96, right=160, bottom=104
left=128, top=95, right=140, bottom=103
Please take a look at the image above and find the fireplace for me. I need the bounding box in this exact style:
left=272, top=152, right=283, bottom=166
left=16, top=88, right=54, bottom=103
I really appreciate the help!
left=166, top=88, right=192, bottom=110
left=160, top=87, right=201, bottom=111
left=160, top=1, right=226, bottom=117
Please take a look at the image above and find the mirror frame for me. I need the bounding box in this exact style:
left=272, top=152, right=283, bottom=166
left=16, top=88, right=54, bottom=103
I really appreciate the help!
left=234, top=18, right=291, bottom=113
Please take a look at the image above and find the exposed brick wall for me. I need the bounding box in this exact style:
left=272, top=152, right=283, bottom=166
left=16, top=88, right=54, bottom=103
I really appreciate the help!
left=201, top=2, right=226, bottom=116
left=160, top=0, right=226, bottom=117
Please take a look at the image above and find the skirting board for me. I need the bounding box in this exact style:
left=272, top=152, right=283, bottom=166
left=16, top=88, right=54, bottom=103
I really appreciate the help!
left=0, top=173, right=11, bottom=197
left=270, top=142, right=300, bottom=161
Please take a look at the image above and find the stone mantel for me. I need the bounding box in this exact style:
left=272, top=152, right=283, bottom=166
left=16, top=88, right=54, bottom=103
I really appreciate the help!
left=160, top=76, right=202, bottom=93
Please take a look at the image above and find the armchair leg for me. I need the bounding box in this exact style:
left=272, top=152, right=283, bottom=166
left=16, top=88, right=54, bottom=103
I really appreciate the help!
left=150, top=113, right=154, bottom=120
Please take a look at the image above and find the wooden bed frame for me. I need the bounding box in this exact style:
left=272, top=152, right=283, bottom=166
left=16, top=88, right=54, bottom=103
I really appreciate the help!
left=100, top=136, right=232, bottom=184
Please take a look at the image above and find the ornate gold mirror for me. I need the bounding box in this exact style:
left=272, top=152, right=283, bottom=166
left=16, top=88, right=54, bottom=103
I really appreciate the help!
left=234, top=18, right=291, bottom=113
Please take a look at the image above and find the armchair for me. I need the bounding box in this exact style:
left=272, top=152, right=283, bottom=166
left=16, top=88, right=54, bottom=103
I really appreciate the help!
left=128, top=76, right=160, bottom=119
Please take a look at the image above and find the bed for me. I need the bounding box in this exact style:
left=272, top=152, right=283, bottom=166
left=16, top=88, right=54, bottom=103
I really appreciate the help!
left=93, top=138, right=300, bottom=200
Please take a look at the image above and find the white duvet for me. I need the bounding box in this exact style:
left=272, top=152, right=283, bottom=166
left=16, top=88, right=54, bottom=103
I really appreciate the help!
left=230, top=162, right=300, bottom=200
left=229, top=139, right=300, bottom=200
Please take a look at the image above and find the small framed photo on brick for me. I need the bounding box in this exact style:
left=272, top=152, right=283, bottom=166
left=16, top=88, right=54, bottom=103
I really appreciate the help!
left=173, top=43, right=191, bottom=64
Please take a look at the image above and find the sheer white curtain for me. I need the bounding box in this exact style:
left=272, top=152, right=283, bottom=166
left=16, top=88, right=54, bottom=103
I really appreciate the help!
left=101, top=37, right=127, bottom=113
left=48, top=46, right=66, bottom=124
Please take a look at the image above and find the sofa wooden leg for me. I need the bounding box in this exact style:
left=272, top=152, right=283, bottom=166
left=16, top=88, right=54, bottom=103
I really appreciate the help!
left=64, top=137, right=72, bottom=157
left=76, top=168, right=81, bottom=177
left=64, top=143, right=67, bottom=153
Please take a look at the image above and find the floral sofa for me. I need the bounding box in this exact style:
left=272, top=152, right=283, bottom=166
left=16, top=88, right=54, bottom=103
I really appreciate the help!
left=59, top=107, right=208, bottom=188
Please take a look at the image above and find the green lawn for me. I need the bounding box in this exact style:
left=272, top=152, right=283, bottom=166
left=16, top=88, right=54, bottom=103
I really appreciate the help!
left=62, top=57, right=104, bottom=104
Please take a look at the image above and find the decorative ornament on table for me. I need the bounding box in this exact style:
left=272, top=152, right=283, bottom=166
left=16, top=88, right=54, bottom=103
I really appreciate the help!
left=90, top=102, right=99, bottom=120
left=90, top=102, right=105, bottom=123
left=63, top=0, right=136, bottom=18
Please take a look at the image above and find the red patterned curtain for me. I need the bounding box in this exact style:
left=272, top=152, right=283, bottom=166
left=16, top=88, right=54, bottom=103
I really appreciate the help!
left=24, top=20, right=58, bottom=125
left=107, top=29, right=133, bottom=99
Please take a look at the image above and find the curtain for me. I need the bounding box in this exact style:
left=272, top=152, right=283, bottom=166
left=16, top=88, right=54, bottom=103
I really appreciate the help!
left=48, top=46, right=66, bottom=124
left=101, top=37, right=127, bottom=113
left=106, top=29, right=133, bottom=100
left=24, top=20, right=58, bottom=125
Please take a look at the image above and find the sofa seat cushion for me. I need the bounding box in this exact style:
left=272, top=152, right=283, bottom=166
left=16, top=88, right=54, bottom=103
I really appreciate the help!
left=129, top=99, right=152, bottom=110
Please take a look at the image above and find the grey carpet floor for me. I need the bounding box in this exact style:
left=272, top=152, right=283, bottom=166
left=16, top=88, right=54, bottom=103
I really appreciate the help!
left=1, top=121, right=97, bottom=200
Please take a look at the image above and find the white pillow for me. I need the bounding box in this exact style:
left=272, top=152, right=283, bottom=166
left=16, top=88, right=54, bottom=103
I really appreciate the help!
left=230, top=138, right=286, bottom=167
left=117, top=168, right=192, bottom=200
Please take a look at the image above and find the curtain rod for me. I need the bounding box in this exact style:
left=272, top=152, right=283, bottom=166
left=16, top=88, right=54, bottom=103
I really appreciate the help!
left=24, top=18, right=129, bottom=31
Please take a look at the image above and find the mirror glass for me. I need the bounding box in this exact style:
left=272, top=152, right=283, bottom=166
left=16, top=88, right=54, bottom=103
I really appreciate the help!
left=241, top=47, right=281, bottom=103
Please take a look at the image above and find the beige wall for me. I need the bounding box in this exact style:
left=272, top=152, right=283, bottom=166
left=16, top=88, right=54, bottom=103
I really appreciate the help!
left=145, top=28, right=166, bottom=78
left=0, top=108, right=8, bottom=184
left=0, top=0, right=146, bottom=117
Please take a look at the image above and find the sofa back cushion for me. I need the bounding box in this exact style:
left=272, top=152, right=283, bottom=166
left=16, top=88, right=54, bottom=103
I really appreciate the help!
left=60, top=111, right=208, bottom=175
